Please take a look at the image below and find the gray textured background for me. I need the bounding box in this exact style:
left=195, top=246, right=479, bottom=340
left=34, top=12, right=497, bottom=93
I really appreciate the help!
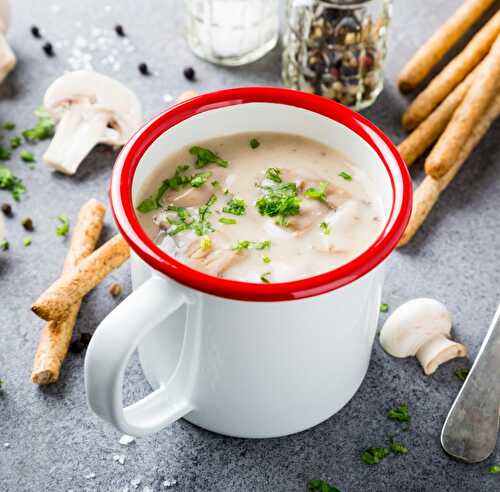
left=1, top=1, right=499, bottom=491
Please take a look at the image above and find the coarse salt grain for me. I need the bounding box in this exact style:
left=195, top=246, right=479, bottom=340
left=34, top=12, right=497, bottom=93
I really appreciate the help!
left=85, top=473, right=96, bottom=479
left=3, top=443, right=10, bottom=448
left=119, top=434, right=135, bottom=446
left=162, top=479, right=177, bottom=488
left=113, top=454, right=126, bottom=465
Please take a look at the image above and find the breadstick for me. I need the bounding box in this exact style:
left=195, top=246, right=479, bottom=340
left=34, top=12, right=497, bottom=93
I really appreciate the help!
left=31, top=199, right=105, bottom=384
left=398, top=0, right=496, bottom=93
left=402, top=10, right=500, bottom=130
left=32, top=234, right=130, bottom=322
left=399, top=92, right=500, bottom=246
left=398, top=60, right=483, bottom=166
left=425, top=34, right=500, bottom=179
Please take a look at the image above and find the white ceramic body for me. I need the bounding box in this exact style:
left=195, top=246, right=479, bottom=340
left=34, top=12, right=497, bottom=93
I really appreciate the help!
left=85, top=89, right=410, bottom=438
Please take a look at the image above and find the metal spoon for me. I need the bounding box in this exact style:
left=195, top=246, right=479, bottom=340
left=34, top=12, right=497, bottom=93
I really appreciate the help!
left=441, top=303, right=500, bottom=463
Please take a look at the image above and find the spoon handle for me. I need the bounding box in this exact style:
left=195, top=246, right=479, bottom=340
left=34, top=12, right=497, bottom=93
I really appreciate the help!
left=441, top=303, right=500, bottom=463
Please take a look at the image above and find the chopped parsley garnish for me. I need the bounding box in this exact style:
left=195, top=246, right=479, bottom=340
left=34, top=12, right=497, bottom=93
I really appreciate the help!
left=1, top=122, right=15, bottom=130
left=22, top=106, right=55, bottom=142
left=193, top=194, right=217, bottom=236
left=232, top=239, right=271, bottom=252
left=0, top=145, right=11, bottom=161
left=388, top=404, right=411, bottom=422
left=219, top=217, right=236, bottom=225
left=339, top=171, right=352, bottom=181
left=190, top=146, right=228, bottom=169
left=380, top=303, right=389, bottom=313
left=490, top=465, right=500, bottom=474
left=56, top=214, right=70, bottom=237
left=320, top=221, right=331, bottom=235
left=305, top=181, right=328, bottom=203
left=361, top=447, right=390, bottom=465
left=389, top=438, right=408, bottom=455
left=0, top=239, right=9, bottom=251
left=20, top=150, right=35, bottom=163
left=454, top=368, right=469, bottom=382
left=256, top=174, right=300, bottom=226
left=307, top=480, right=341, bottom=492
left=10, top=136, right=22, bottom=149
left=260, top=271, right=271, bottom=283
left=200, top=236, right=212, bottom=252
left=222, top=198, right=246, bottom=216
left=0, top=165, right=26, bottom=201
left=262, top=255, right=271, bottom=264
left=190, top=171, right=212, bottom=188
left=211, top=180, right=220, bottom=188
left=265, top=167, right=282, bottom=183
left=23, top=237, right=32, bottom=247
left=249, top=138, right=260, bottom=149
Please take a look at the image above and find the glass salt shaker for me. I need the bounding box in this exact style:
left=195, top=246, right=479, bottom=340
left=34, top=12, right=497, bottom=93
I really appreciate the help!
left=185, top=0, right=279, bottom=66
left=282, top=0, right=392, bottom=110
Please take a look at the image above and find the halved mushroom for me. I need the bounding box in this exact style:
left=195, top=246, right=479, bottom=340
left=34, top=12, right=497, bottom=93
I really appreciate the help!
left=379, top=298, right=467, bottom=375
left=43, top=70, right=142, bottom=175
left=0, top=0, right=16, bottom=84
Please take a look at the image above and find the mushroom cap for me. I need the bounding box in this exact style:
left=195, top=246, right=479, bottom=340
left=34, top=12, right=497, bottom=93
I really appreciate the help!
left=379, top=298, right=452, bottom=358
left=0, top=0, right=10, bottom=34
left=44, top=70, right=142, bottom=146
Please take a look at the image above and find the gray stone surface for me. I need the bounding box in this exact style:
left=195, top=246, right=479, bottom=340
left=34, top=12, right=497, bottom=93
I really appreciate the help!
left=0, top=1, right=499, bottom=491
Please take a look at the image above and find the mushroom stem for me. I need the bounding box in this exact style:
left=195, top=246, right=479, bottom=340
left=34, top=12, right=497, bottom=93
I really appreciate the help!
left=43, top=105, right=112, bottom=175
left=0, top=31, right=15, bottom=83
left=416, top=336, right=467, bottom=375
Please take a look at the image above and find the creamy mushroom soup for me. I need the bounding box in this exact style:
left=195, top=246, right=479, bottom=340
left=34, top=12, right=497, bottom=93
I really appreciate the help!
left=136, top=132, right=384, bottom=283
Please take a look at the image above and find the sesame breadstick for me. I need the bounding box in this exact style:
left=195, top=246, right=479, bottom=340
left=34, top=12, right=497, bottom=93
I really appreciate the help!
left=398, top=92, right=500, bottom=247
left=398, top=0, right=496, bottom=93
left=31, top=199, right=106, bottom=384
left=402, top=10, right=500, bottom=130
left=31, top=234, right=130, bottom=322
left=425, top=34, right=500, bottom=179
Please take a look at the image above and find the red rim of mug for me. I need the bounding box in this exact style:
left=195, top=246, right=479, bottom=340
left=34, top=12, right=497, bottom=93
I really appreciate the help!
left=110, top=87, right=412, bottom=302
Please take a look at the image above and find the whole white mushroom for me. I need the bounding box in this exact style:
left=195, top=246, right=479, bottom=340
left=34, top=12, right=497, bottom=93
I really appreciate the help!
left=379, top=298, right=467, bottom=375
left=43, top=70, right=142, bottom=175
left=0, top=0, right=16, bottom=84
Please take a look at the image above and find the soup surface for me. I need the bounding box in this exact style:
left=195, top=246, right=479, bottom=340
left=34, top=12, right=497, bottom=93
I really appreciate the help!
left=136, top=132, right=384, bottom=283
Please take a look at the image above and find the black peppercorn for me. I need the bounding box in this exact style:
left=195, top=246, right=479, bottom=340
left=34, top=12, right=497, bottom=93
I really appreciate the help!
left=21, top=217, right=34, bottom=231
left=42, top=42, right=54, bottom=57
left=1, top=203, right=12, bottom=216
left=30, top=26, right=42, bottom=39
left=138, top=62, right=150, bottom=75
left=114, top=24, right=126, bottom=37
left=183, top=66, right=196, bottom=81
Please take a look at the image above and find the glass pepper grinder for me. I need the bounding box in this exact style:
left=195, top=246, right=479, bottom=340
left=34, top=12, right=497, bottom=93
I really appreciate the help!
left=282, top=0, right=393, bottom=111
left=185, top=0, right=280, bottom=66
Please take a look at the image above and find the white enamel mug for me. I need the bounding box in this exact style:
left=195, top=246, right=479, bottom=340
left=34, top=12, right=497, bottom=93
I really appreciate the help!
left=85, top=88, right=411, bottom=438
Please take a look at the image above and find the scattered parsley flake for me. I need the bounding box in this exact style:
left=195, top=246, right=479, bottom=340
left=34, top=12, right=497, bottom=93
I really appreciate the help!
left=249, top=138, right=260, bottom=149
left=56, top=214, right=70, bottom=237
left=0, top=145, right=11, bottom=161
left=265, top=167, right=282, bottom=183
left=388, top=404, right=411, bottom=422
left=304, top=181, right=328, bottom=203
left=0, top=165, right=26, bottom=201
left=22, top=106, right=55, bottom=142
left=320, top=221, right=331, bottom=235
left=256, top=175, right=300, bottom=226
left=307, top=480, right=341, bottom=492
left=361, top=447, right=390, bottom=465
left=389, top=438, right=408, bottom=455
left=262, top=255, right=271, bottom=264
left=454, top=368, right=469, bottom=382
left=23, top=237, right=32, bottom=247
left=211, top=180, right=220, bottom=188
left=380, top=303, right=389, bottom=313
left=490, top=465, right=500, bottom=474
left=1, top=122, right=15, bottom=130
left=232, top=240, right=271, bottom=252
left=260, top=271, right=271, bottom=283
left=190, top=146, right=228, bottom=169
left=339, top=171, right=352, bottom=181
left=223, top=198, right=246, bottom=216
left=10, top=136, right=22, bottom=149
left=200, top=236, right=212, bottom=252
left=20, top=150, right=35, bottom=163
left=219, top=217, right=236, bottom=225
left=0, top=239, right=9, bottom=251
left=190, top=171, right=212, bottom=188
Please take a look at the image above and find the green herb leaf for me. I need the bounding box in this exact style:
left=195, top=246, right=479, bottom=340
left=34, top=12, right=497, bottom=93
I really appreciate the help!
left=256, top=176, right=300, bottom=226
left=380, top=303, right=389, bottom=313
left=260, top=271, right=271, bottom=283
left=22, top=106, right=55, bottom=142
left=262, top=255, right=271, bottom=264
left=264, top=167, right=282, bottom=183
left=305, top=181, right=328, bottom=203
left=223, top=198, right=246, bottom=216
left=211, top=180, right=220, bottom=188
left=320, top=221, right=331, bottom=235
left=23, top=236, right=32, bottom=247
left=10, top=136, right=22, bottom=149
left=454, top=368, right=469, bottom=382
left=20, top=150, right=35, bottom=163
left=231, top=239, right=271, bottom=252
left=190, top=146, right=228, bottom=169
left=219, top=217, right=236, bottom=225
left=137, top=197, right=158, bottom=213
left=1, top=122, right=15, bottom=130
left=0, top=165, right=26, bottom=201
left=200, top=236, right=212, bottom=252
left=192, top=194, right=217, bottom=236
left=56, top=214, right=70, bottom=237
left=0, top=145, right=11, bottom=161
left=249, top=138, right=260, bottom=149
left=388, top=404, right=411, bottom=422
left=307, top=479, right=341, bottom=492
left=361, top=447, right=390, bottom=465
left=190, top=171, right=212, bottom=188
left=0, top=239, right=9, bottom=251
left=490, top=465, right=500, bottom=474
left=389, top=438, right=408, bottom=455
left=339, top=171, right=352, bottom=181
left=255, top=240, right=271, bottom=250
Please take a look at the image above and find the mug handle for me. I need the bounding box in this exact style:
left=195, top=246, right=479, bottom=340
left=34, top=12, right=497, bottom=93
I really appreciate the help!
left=84, top=275, right=195, bottom=436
